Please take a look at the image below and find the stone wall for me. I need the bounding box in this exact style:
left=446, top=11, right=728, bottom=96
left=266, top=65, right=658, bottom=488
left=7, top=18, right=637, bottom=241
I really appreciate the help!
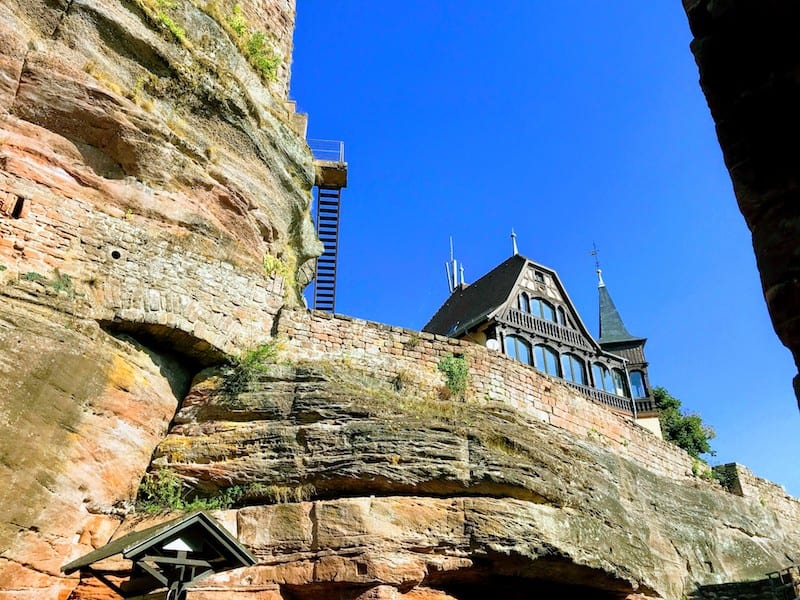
left=276, top=309, right=698, bottom=481
left=0, top=189, right=282, bottom=360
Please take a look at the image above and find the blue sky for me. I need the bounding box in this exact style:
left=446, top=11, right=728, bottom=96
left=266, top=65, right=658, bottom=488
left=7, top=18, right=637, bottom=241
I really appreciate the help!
left=291, top=1, right=800, bottom=496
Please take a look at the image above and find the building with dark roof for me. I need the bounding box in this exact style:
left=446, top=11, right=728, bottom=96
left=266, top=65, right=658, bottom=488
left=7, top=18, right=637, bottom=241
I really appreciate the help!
left=423, top=252, right=659, bottom=434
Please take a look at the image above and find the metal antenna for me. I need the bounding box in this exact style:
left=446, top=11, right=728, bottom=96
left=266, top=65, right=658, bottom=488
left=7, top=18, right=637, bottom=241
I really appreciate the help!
left=511, top=229, right=519, bottom=256
left=591, top=242, right=604, bottom=287
left=445, top=237, right=459, bottom=293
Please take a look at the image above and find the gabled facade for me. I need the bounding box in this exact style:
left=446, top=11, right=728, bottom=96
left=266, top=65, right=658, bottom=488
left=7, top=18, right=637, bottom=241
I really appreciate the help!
left=423, top=254, right=659, bottom=431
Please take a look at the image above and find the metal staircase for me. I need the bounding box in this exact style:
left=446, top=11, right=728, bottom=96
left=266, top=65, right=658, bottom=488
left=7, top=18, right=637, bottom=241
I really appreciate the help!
left=313, top=185, right=342, bottom=312
left=308, top=139, right=347, bottom=313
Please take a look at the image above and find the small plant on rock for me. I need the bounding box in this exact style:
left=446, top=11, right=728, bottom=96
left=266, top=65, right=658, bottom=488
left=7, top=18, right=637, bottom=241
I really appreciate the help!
left=437, top=354, right=469, bottom=399
left=222, top=340, right=281, bottom=396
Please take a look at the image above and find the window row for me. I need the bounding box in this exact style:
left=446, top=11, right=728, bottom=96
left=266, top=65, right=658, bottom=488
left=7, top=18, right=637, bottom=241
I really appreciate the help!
left=517, top=293, right=568, bottom=327
left=503, top=335, right=647, bottom=398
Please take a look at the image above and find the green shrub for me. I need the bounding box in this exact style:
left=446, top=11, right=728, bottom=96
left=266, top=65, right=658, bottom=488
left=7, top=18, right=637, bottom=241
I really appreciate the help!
left=437, top=354, right=469, bottom=398
left=136, top=468, right=245, bottom=513
left=654, top=386, right=715, bottom=459
left=223, top=341, right=280, bottom=396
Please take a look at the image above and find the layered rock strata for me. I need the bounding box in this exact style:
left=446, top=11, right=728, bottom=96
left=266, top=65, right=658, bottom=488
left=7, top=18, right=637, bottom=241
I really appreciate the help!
left=69, top=351, right=800, bottom=600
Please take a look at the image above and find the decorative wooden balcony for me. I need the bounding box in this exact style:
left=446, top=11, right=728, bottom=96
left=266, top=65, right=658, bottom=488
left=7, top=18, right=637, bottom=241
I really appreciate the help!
left=500, top=307, right=593, bottom=350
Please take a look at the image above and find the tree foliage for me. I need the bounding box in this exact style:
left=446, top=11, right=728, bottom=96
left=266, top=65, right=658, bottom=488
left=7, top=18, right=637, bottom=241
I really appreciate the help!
left=653, top=386, right=715, bottom=458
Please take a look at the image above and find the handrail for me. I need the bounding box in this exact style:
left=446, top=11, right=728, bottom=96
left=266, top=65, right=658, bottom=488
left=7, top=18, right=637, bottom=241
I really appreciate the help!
left=500, top=307, right=592, bottom=349
left=565, top=382, right=635, bottom=413
left=308, top=138, right=345, bottom=163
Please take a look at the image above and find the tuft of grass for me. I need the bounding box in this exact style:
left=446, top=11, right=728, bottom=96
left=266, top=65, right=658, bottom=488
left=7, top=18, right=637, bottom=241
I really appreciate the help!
left=21, top=272, right=46, bottom=283
left=238, top=483, right=315, bottom=504
left=403, top=333, right=421, bottom=349
left=263, top=254, right=289, bottom=278
left=222, top=340, right=281, bottom=397
left=215, top=3, right=281, bottom=82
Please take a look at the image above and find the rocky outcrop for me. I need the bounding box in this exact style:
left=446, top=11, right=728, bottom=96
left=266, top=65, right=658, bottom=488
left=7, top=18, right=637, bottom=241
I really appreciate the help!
left=0, top=0, right=318, bottom=596
left=72, top=359, right=798, bottom=600
left=682, top=0, right=800, bottom=404
left=0, top=298, right=180, bottom=598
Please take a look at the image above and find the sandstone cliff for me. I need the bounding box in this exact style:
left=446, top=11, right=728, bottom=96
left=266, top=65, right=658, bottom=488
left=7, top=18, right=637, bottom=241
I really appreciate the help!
left=682, top=0, right=800, bottom=404
left=1, top=2, right=799, bottom=600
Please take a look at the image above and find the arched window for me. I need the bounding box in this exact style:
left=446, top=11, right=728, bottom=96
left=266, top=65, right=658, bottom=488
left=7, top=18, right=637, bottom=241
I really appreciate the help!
left=561, top=353, right=586, bottom=385
left=534, top=345, right=560, bottom=376
left=504, top=335, right=532, bottom=365
left=518, top=292, right=530, bottom=313
left=630, top=370, right=647, bottom=398
left=592, top=363, right=615, bottom=394
left=557, top=306, right=567, bottom=326
left=612, top=369, right=629, bottom=397
left=531, top=298, right=556, bottom=322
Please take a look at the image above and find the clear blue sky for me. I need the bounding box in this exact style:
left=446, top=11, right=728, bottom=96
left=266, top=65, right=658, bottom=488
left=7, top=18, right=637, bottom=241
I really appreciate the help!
left=291, top=1, right=800, bottom=497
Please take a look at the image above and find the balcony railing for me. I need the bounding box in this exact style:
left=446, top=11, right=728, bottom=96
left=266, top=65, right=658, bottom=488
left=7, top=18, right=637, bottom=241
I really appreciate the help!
left=564, top=382, right=656, bottom=416
left=308, top=139, right=345, bottom=163
left=501, top=307, right=592, bottom=350
left=565, top=382, right=634, bottom=413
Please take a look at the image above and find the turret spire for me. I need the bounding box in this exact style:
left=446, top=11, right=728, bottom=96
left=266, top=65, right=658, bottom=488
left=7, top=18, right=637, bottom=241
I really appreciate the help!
left=591, top=242, right=604, bottom=287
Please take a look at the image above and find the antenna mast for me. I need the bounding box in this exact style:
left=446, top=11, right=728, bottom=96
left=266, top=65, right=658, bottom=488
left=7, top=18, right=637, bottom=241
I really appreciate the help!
left=445, top=237, right=462, bottom=293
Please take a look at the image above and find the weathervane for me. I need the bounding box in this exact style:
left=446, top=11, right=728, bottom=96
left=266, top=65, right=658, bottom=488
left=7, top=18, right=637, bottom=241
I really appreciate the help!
left=591, top=242, right=604, bottom=287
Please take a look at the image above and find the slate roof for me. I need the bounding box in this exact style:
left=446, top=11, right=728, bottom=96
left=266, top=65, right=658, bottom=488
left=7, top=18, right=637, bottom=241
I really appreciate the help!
left=423, top=254, right=526, bottom=337
left=597, top=285, right=645, bottom=344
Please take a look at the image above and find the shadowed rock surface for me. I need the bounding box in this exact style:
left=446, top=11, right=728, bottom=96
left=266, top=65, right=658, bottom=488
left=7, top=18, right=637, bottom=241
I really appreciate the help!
left=683, top=0, right=800, bottom=403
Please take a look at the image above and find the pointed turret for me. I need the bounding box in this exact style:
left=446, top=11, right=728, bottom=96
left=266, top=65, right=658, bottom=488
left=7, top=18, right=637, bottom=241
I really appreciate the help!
left=597, top=270, right=644, bottom=344
left=594, top=268, right=653, bottom=412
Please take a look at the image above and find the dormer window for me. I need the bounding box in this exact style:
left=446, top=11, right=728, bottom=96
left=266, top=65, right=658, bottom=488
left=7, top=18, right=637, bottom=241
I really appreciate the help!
left=561, top=353, right=586, bottom=385
left=612, top=369, right=629, bottom=398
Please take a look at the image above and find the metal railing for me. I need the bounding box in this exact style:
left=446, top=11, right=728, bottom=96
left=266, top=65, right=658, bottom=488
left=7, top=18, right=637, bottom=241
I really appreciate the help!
left=501, top=308, right=592, bottom=349
left=308, top=139, right=345, bottom=163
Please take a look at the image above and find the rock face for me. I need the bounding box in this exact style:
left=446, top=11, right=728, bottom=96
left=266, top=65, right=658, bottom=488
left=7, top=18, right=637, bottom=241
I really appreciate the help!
left=0, top=0, right=317, bottom=597
left=682, top=0, right=800, bottom=403
left=64, top=311, right=800, bottom=600
left=2, top=2, right=800, bottom=600
left=105, top=356, right=796, bottom=600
